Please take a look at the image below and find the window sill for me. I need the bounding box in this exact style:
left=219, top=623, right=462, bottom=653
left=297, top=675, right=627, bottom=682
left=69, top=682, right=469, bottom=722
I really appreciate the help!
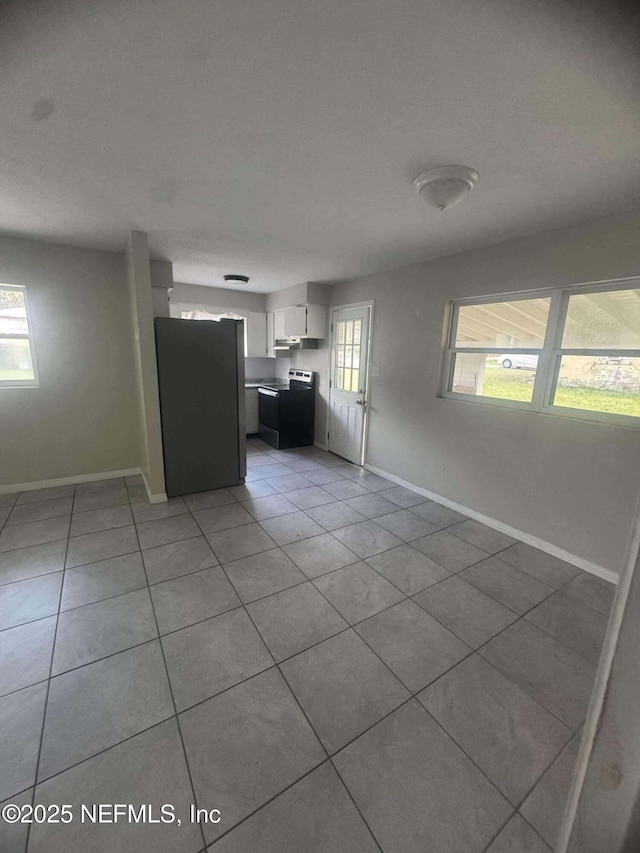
left=0, top=382, right=40, bottom=390
left=439, top=392, right=640, bottom=432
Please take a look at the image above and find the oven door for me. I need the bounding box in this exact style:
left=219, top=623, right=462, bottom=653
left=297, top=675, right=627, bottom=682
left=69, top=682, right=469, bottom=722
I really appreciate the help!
left=258, top=387, right=280, bottom=430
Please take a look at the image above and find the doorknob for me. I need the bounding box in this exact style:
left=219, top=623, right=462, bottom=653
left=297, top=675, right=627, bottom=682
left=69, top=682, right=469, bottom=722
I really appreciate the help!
left=355, top=399, right=365, bottom=406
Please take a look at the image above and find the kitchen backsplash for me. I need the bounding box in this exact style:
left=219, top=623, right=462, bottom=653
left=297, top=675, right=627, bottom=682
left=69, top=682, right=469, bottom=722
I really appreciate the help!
left=245, top=356, right=291, bottom=381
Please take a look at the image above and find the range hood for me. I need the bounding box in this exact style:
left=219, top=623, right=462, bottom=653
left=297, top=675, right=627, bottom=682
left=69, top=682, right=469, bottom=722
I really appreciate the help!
left=273, top=338, right=318, bottom=351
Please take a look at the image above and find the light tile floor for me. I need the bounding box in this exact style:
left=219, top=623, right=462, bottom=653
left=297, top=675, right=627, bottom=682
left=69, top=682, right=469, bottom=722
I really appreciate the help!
left=0, top=439, right=616, bottom=853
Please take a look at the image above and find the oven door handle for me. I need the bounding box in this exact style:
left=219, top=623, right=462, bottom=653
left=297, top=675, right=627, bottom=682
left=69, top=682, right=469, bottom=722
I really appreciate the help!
left=258, top=388, right=279, bottom=397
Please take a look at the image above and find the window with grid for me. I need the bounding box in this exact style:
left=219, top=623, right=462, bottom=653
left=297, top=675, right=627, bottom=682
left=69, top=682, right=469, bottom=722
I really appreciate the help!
left=334, top=316, right=362, bottom=392
left=443, top=281, right=640, bottom=425
left=0, top=284, right=38, bottom=387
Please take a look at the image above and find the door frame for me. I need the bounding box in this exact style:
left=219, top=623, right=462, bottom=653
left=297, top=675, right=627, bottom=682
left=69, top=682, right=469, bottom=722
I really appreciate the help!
left=328, top=300, right=375, bottom=466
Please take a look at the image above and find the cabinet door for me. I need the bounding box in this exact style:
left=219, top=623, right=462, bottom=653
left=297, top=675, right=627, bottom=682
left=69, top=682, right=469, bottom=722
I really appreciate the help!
left=305, top=304, right=327, bottom=338
left=284, top=305, right=307, bottom=337
left=267, top=312, right=275, bottom=355
left=245, top=391, right=259, bottom=433
left=246, top=312, right=267, bottom=357
left=273, top=309, right=286, bottom=340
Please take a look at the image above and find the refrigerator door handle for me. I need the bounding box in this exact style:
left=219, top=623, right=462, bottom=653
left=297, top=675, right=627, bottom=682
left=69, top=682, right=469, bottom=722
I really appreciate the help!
left=236, top=321, right=247, bottom=481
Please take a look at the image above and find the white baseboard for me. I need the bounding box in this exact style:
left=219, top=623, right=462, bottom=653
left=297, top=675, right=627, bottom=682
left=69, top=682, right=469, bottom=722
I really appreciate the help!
left=0, top=468, right=141, bottom=495
left=141, top=470, right=168, bottom=504
left=314, top=440, right=329, bottom=451
left=365, top=462, right=619, bottom=585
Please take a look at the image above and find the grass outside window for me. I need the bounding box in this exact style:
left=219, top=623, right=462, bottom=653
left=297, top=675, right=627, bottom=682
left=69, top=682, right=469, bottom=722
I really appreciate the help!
left=443, top=281, right=640, bottom=426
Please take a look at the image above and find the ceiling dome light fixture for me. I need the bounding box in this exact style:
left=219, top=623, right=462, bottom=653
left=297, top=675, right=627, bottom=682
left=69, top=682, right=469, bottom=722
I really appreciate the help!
left=223, top=274, right=250, bottom=285
left=413, top=165, right=479, bottom=212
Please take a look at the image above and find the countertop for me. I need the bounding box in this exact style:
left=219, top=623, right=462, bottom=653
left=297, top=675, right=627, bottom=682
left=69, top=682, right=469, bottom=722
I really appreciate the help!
left=245, top=380, right=289, bottom=389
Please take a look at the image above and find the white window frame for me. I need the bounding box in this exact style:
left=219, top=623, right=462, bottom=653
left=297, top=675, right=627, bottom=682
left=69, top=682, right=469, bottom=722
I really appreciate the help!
left=442, top=278, right=640, bottom=429
left=0, top=284, right=39, bottom=389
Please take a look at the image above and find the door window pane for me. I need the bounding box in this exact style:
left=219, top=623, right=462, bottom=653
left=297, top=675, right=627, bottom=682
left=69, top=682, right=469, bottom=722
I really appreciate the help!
left=451, top=353, right=536, bottom=403
left=336, top=367, right=344, bottom=390
left=337, top=322, right=345, bottom=344
left=354, top=320, right=361, bottom=345
left=561, top=289, right=640, bottom=349
left=553, top=356, right=640, bottom=417
left=455, top=298, right=550, bottom=348
left=346, top=321, right=353, bottom=345
left=350, top=369, right=360, bottom=392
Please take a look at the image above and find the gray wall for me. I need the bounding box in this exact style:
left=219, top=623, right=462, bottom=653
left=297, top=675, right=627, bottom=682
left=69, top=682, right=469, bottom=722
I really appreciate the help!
left=329, top=211, right=640, bottom=573
left=562, top=501, right=640, bottom=852
left=266, top=282, right=308, bottom=312
left=0, top=236, right=140, bottom=486
left=126, top=232, right=165, bottom=498
left=171, top=283, right=267, bottom=314
left=150, top=259, right=173, bottom=318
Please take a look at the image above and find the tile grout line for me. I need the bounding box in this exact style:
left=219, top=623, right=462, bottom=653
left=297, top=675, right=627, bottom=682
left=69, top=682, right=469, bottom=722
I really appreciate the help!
left=207, top=530, right=386, bottom=853
left=196, top=449, right=600, bottom=847
left=1, top=547, right=402, bottom=706
left=178, top=497, right=335, bottom=849
left=291, top=522, right=588, bottom=813
left=478, top=798, right=556, bottom=853
left=394, top=576, right=591, bottom=820
left=2, top=489, right=597, bottom=681
left=23, top=483, right=77, bottom=853
left=191, top=473, right=523, bottom=847
left=129, top=493, right=209, bottom=853
left=215, top=448, right=595, bottom=842
left=17, top=587, right=425, bottom=747
left=177, top=468, right=385, bottom=848
left=18, top=716, right=186, bottom=799
left=3, top=460, right=603, bottom=850
left=302, top=577, right=531, bottom=823
left=517, top=810, right=557, bottom=851
left=293, top=498, right=601, bottom=674
left=204, top=757, right=334, bottom=848
left=2, top=483, right=595, bottom=694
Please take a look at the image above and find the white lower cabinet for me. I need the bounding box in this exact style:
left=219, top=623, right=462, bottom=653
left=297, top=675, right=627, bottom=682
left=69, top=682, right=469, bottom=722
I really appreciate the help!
left=245, top=388, right=259, bottom=434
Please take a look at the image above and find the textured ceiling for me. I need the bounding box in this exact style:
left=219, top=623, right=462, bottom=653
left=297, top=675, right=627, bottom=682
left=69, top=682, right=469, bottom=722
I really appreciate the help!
left=1, top=0, right=639, bottom=292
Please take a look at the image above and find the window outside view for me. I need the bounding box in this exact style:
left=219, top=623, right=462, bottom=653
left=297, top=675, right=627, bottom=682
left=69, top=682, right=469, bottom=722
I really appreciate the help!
left=553, top=289, right=640, bottom=417
left=0, top=285, right=37, bottom=385
left=449, top=286, right=640, bottom=420
left=451, top=297, right=548, bottom=404
left=335, top=317, right=362, bottom=392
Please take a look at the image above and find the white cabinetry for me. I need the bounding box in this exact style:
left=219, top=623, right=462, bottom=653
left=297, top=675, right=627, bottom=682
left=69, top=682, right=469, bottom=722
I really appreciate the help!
left=245, top=312, right=267, bottom=358
left=273, top=309, right=286, bottom=340
left=283, top=305, right=307, bottom=337
left=273, top=305, right=327, bottom=340
left=245, top=388, right=259, bottom=434
left=266, top=311, right=276, bottom=357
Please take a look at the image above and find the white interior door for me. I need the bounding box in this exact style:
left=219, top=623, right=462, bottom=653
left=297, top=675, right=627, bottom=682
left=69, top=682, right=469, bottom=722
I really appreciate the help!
left=328, top=305, right=371, bottom=464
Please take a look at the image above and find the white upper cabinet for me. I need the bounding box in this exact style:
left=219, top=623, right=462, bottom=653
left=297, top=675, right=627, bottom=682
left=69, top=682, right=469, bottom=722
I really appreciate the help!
left=273, top=309, right=286, bottom=341
left=305, top=304, right=327, bottom=338
left=275, top=304, right=327, bottom=339
left=283, top=305, right=307, bottom=337
left=245, top=312, right=267, bottom=357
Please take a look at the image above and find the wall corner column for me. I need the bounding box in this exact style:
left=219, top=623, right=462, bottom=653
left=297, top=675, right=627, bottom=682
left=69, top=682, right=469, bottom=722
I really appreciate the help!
left=125, top=231, right=166, bottom=501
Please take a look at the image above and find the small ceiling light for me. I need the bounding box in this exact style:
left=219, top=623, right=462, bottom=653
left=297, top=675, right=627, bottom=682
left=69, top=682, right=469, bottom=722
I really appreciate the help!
left=223, top=274, right=250, bottom=285
left=413, top=165, right=479, bottom=212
